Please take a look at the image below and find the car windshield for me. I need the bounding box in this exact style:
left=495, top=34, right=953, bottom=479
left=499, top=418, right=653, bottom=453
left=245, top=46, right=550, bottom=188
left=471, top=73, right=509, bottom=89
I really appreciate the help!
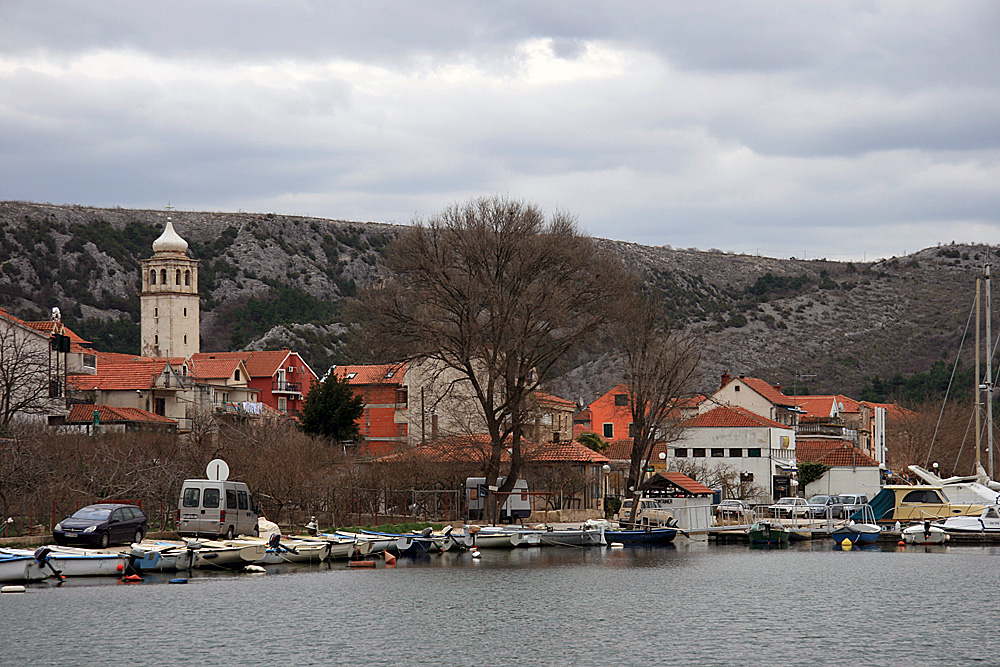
left=809, top=496, right=830, bottom=504
left=71, top=507, right=112, bottom=520
left=777, top=499, right=794, bottom=505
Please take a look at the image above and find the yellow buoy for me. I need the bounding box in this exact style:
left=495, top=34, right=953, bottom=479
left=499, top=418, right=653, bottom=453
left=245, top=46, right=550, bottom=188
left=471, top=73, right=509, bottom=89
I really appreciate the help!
left=840, top=538, right=853, bottom=550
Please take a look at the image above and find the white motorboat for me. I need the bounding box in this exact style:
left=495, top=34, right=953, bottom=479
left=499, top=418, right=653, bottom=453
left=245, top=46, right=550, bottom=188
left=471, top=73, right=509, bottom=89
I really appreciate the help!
left=940, top=505, right=1000, bottom=533
left=0, top=548, right=56, bottom=582
left=902, top=522, right=949, bottom=545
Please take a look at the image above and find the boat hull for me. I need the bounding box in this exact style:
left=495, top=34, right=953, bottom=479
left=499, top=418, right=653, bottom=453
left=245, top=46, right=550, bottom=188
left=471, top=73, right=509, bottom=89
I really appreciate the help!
left=831, top=524, right=881, bottom=545
left=604, top=528, right=677, bottom=545
left=748, top=522, right=789, bottom=546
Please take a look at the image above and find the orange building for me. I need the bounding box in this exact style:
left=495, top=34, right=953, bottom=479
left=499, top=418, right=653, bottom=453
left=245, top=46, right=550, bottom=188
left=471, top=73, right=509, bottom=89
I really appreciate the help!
left=332, top=363, right=408, bottom=455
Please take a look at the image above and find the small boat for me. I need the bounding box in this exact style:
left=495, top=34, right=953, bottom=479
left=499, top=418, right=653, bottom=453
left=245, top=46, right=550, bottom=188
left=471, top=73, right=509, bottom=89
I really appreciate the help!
left=902, top=521, right=949, bottom=545
left=831, top=505, right=882, bottom=545
left=940, top=505, right=1000, bottom=533
left=40, top=546, right=131, bottom=577
left=831, top=522, right=882, bottom=545
left=603, top=527, right=677, bottom=545
left=249, top=536, right=333, bottom=564
left=530, top=526, right=606, bottom=547
left=472, top=528, right=541, bottom=549
left=332, top=531, right=392, bottom=557
left=748, top=521, right=789, bottom=547
left=0, top=548, right=57, bottom=582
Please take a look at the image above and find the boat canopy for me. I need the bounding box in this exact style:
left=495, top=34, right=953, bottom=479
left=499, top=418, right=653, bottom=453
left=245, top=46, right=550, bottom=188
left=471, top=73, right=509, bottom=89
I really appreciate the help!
left=854, top=487, right=894, bottom=523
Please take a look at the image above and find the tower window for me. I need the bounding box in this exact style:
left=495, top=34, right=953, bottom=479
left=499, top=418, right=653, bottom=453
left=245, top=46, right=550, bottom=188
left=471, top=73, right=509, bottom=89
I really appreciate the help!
left=154, top=335, right=159, bottom=345
left=154, top=307, right=158, bottom=317
left=183, top=335, right=188, bottom=344
left=183, top=308, right=187, bottom=316
left=176, top=269, right=181, bottom=285
left=185, top=270, right=190, bottom=286
left=150, top=269, right=156, bottom=285
left=160, top=269, right=167, bottom=284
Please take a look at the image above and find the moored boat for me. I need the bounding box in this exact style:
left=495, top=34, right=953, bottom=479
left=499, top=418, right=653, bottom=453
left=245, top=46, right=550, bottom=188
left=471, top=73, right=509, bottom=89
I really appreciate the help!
left=748, top=521, right=789, bottom=547
left=902, top=521, right=949, bottom=545
left=940, top=505, right=1000, bottom=533
left=603, top=527, right=677, bottom=545
left=831, top=522, right=882, bottom=545
left=530, top=526, right=606, bottom=547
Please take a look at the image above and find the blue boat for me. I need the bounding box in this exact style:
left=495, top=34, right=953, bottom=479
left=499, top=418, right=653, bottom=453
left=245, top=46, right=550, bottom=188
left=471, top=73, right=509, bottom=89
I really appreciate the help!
left=603, top=527, right=677, bottom=545
left=831, top=522, right=881, bottom=545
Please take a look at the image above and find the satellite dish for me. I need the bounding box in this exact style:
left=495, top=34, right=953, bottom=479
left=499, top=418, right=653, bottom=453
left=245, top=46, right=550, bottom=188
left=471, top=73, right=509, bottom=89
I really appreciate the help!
left=206, top=459, right=230, bottom=481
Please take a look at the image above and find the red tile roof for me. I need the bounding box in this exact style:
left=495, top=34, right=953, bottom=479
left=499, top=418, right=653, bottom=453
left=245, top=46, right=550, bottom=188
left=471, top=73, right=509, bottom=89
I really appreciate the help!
left=187, top=350, right=317, bottom=381
left=68, top=359, right=168, bottom=391
left=533, top=391, right=575, bottom=409
left=67, top=404, right=177, bottom=424
left=602, top=439, right=670, bottom=461
left=860, top=401, right=916, bottom=420
left=24, top=320, right=90, bottom=344
left=738, top=377, right=795, bottom=406
left=334, top=363, right=407, bottom=385
left=656, top=471, right=714, bottom=496
left=524, top=439, right=609, bottom=463
left=188, top=355, right=243, bottom=380
left=796, top=439, right=879, bottom=467
left=685, top=405, right=788, bottom=430
left=787, top=394, right=862, bottom=420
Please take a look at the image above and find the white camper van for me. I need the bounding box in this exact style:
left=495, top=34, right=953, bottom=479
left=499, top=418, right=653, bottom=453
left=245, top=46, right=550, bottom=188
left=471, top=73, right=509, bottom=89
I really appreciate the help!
left=466, top=477, right=531, bottom=523
left=177, top=479, right=259, bottom=539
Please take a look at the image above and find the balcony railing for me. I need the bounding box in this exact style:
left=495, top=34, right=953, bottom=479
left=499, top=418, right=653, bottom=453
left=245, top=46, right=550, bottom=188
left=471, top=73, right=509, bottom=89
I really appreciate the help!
left=272, top=380, right=302, bottom=393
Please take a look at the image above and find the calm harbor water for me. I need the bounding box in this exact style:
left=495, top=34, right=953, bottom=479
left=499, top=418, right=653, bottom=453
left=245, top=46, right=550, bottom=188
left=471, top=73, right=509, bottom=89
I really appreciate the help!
left=3, top=540, right=999, bottom=667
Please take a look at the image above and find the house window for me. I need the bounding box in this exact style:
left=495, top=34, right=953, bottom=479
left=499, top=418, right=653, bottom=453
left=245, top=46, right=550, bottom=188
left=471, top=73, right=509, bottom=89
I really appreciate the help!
left=674, top=448, right=687, bottom=457
left=603, top=423, right=613, bottom=439
left=711, top=448, right=724, bottom=457
left=729, top=448, right=743, bottom=457
left=395, top=387, right=408, bottom=407
left=734, top=385, right=740, bottom=392
left=154, top=398, right=166, bottom=416
left=747, top=448, right=761, bottom=457
left=692, top=448, right=706, bottom=457
left=628, top=423, right=636, bottom=438
left=614, top=394, right=628, bottom=406
left=235, top=369, right=240, bottom=382
left=278, top=397, right=287, bottom=413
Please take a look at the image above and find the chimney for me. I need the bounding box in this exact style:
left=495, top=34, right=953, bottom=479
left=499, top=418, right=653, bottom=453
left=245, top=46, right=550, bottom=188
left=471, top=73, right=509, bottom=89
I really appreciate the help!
left=720, top=371, right=731, bottom=389
left=774, top=383, right=782, bottom=393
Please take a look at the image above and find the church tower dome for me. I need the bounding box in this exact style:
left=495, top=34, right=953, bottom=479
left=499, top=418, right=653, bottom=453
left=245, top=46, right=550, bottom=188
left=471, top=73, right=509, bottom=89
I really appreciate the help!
left=152, top=218, right=189, bottom=254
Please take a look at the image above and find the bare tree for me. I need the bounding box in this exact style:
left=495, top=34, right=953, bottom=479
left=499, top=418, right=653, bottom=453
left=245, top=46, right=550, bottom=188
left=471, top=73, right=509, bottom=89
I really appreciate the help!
left=362, top=196, right=628, bottom=517
left=617, top=292, right=701, bottom=522
left=0, top=316, right=54, bottom=429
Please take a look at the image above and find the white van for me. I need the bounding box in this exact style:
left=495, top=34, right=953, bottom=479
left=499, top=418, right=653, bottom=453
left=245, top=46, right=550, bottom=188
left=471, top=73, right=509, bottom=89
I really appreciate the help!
left=177, top=479, right=259, bottom=539
left=466, top=477, right=531, bottom=523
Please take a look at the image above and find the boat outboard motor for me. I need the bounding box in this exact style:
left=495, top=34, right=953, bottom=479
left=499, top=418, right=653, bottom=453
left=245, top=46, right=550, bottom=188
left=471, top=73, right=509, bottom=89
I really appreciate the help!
left=268, top=532, right=282, bottom=550
left=34, top=546, right=63, bottom=580
left=124, top=545, right=147, bottom=577
left=420, top=527, right=433, bottom=538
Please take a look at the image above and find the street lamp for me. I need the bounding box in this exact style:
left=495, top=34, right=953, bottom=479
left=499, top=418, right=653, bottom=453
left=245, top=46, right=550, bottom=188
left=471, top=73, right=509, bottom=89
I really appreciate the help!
left=933, top=462, right=940, bottom=478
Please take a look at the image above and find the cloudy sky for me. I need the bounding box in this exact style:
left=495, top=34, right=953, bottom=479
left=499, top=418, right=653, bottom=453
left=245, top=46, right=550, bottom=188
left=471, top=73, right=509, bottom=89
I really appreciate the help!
left=2, top=2, right=998, bottom=260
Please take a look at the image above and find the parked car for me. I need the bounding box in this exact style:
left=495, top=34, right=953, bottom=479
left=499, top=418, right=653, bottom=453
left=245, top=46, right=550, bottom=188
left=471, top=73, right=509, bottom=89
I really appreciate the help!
left=806, top=494, right=844, bottom=519
left=768, top=497, right=810, bottom=518
left=838, top=493, right=870, bottom=517
left=715, top=499, right=752, bottom=525
left=53, top=503, right=148, bottom=548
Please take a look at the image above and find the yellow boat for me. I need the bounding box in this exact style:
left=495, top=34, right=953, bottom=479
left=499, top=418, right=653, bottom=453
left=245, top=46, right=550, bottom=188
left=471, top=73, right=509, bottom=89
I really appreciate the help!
left=863, top=485, right=985, bottom=523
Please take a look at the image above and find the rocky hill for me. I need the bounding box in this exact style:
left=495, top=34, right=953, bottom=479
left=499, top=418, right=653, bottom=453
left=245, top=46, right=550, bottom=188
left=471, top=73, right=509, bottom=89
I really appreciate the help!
left=0, top=201, right=989, bottom=403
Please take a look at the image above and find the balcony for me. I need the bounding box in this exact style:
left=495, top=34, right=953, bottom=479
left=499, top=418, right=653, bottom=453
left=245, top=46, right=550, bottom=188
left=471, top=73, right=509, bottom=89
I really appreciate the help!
left=272, top=380, right=302, bottom=394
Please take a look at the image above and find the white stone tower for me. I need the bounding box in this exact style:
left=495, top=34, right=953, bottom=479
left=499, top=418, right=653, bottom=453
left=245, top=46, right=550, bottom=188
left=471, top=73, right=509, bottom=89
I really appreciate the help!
left=140, top=218, right=200, bottom=358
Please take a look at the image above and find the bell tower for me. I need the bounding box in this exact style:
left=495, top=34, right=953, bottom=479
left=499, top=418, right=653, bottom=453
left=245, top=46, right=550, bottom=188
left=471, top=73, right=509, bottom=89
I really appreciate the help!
left=140, top=218, right=200, bottom=358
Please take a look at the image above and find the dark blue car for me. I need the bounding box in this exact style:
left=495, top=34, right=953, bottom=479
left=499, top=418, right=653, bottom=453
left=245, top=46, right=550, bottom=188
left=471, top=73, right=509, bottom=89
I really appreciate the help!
left=53, top=503, right=147, bottom=548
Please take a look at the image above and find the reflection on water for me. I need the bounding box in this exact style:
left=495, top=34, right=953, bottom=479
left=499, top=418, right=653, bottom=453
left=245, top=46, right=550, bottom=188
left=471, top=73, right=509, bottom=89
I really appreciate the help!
left=4, top=540, right=1000, bottom=666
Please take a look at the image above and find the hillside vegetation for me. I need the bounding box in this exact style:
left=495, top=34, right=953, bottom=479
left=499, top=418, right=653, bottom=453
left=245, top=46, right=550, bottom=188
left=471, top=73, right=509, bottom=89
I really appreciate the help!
left=0, top=201, right=991, bottom=403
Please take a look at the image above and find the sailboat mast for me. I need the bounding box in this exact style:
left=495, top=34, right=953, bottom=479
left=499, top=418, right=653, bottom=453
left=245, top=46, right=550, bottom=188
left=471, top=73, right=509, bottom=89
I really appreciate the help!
left=987, top=263, right=994, bottom=480
left=976, top=275, right=982, bottom=471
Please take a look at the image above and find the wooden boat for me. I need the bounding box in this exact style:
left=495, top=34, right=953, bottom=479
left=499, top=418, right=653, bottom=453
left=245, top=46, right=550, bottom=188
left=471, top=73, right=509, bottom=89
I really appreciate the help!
left=902, top=522, right=949, bottom=545
left=862, top=485, right=984, bottom=524
left=603, top=527, right=677, bottom=545
left=747, top=521, right=789, bottom=547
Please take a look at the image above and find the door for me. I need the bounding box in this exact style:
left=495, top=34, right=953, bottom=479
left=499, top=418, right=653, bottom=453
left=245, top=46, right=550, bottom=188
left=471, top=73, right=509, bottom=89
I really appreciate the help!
left=109, top=508, right=128, bottom=543
left=201, top=486, right=223, bottom=535
left=237, top=489, right=254, bottom=535
left=225, top=488, right=239, bottom=536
